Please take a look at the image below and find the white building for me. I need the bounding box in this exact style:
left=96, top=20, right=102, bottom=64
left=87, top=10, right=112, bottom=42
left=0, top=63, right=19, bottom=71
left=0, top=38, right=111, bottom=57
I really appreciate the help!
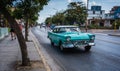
left=104, top=13, right=114, bottom=27
left=88, top=5, right=105, bottom=26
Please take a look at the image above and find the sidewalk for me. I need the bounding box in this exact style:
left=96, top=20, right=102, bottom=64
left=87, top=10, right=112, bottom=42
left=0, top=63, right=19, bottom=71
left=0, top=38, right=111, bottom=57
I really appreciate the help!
left=0, top=32, right=47, bottom=71
left=88, top=29, right=120, bottom=37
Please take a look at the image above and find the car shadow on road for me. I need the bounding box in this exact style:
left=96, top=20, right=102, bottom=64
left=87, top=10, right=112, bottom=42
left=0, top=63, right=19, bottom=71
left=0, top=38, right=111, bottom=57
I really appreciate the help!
left=42, top=43, right=92, bottom=56
left=64, top=48, right=91, bottom=54
left=52, top=46, right=92, bottom=54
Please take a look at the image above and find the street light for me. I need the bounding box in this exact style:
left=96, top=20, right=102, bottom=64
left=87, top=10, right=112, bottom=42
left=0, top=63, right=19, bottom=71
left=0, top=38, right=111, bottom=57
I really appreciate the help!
left=85, top=0, right=89, bottom=32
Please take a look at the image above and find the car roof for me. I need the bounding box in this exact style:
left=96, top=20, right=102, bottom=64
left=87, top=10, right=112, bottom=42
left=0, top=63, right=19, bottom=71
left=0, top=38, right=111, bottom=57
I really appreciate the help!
left=54, top=25, right=78, bottom=28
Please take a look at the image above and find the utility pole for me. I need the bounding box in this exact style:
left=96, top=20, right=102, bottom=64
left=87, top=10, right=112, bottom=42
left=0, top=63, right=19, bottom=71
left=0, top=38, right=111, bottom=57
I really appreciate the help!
left=85, top=0, right=89, bottom=32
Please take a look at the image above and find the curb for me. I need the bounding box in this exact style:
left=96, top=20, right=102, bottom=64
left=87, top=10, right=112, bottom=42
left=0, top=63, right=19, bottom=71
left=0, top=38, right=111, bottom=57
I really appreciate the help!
left=108, top=34, right=120, bottom=37
left=30, top=31, right=51, bottom=71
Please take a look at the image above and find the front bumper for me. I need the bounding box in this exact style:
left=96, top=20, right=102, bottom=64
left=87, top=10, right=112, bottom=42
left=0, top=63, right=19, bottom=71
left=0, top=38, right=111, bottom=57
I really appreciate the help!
left=62, top=41, right=95, bottom=48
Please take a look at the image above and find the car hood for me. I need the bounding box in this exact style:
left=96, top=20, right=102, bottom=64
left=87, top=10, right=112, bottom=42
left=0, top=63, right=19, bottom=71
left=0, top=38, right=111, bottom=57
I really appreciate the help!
left=58, top=32, right=92, bottom=40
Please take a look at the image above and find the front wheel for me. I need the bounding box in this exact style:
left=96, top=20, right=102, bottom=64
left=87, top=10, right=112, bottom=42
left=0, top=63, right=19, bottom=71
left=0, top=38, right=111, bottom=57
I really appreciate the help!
left=85, top=46, right=91, bottom=52
left=59, top=43, right=65, bottom=52
left=50, top=40, right=54, bottom=46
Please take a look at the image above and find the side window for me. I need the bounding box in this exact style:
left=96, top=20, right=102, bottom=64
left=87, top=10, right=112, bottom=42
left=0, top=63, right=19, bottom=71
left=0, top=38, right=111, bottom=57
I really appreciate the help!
left=53, top=29, right=56, bottom=33
left=53, top=28, right=59, bottom=33
left=59, top=28, right=66, bottom=33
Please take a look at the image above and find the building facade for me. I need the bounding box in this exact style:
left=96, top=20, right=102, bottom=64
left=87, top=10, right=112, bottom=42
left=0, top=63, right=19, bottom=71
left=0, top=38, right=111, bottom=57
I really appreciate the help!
left=88, top=5, right=120, bottom=28
left=104, top=6, right=120, bottom=28
left=88, top=5, right=105, bottom=26
left=110, top=6, right=120, bottom=19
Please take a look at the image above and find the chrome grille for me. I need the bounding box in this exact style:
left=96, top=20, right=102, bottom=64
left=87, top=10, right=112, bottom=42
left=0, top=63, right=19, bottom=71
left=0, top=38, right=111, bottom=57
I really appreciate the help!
left=72, top=40, right=88, bottom=45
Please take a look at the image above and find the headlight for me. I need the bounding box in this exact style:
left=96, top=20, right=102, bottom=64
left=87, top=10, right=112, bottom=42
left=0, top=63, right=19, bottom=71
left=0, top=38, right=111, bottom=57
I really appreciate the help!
left=91, top=36, right=95, bottom=40
left=66, top=36, right=71, bottom=41
left=90, top=36, right=95, bottom=42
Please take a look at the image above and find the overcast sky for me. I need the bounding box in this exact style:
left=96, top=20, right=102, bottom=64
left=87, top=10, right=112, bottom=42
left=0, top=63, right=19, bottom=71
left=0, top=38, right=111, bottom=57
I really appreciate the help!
left=37, top=0, right=120, bottom=23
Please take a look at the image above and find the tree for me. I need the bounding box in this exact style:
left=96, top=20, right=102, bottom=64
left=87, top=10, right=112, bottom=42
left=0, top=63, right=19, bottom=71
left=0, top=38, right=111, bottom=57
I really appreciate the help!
left=45, top=2, right=87, bottom=26
left=64, top=2, right=87, bottom=25
left=114, top=19, right=120, bottom=29
left=45, top=17, right=52, bottom=25
left=0, top=0, right=49, bottom=66
left=12, top=0, right=49, bottom=41
left=52, top=12, right=65, bottom=25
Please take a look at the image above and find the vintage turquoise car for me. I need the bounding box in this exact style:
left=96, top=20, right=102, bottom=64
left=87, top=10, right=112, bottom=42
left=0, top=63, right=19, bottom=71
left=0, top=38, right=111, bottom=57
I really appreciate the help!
left=48, top=25, right=95, bottom=51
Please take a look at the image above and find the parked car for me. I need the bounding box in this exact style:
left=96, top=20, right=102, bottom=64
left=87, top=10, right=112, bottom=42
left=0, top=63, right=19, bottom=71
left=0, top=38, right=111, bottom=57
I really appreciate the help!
left=47, top=25, right=95, bottom=51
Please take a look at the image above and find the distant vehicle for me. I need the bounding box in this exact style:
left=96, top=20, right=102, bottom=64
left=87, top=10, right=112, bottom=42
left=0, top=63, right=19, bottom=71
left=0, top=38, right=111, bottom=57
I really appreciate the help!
left=47, top=25, right=95, bottom=51
left=42, top=24, right=46, bottom=27
left=50, top=24, right=56, bottom=30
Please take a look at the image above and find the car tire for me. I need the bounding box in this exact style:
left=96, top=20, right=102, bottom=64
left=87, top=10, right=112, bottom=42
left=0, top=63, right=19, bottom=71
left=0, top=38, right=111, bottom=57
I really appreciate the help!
left=50, top=40, right=54, bottom=46
left=85, top=46, right=91, bottom=52
left=59, top=42, right=65, bottom=52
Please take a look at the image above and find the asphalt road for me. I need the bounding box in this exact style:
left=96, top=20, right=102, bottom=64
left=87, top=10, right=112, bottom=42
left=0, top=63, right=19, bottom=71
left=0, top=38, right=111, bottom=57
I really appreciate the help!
left=31, top=26, right=120, bottom=71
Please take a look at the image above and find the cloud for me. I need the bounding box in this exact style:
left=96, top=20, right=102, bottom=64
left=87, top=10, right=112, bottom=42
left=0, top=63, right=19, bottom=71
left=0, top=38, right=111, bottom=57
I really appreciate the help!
left=48, top=2, right=56, bottom=6
left=81, top=0, right=87, bottom=5
left=37, top=16, right=46, bottom=23
left=91, top=1, right=96, bottom=5
left=67, top=0, right=73, bottom=3
left=89, top=1, right=102, bottom=6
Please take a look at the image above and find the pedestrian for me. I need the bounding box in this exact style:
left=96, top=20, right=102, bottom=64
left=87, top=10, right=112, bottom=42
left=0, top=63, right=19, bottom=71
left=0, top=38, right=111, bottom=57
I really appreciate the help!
left=10, top=26, right=16, bottom=40
left=18, top=23, right=22, bottom=32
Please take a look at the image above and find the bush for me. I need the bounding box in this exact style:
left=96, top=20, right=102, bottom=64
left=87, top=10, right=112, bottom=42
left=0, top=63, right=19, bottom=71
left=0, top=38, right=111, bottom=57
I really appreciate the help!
left=88, top=24, right=112, bottom=29
left=88, top=24, right=99, bottom=29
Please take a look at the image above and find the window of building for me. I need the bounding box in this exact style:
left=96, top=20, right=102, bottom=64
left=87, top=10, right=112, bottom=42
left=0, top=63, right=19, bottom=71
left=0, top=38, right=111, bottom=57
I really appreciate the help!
left=100, top=11, right=102, bottom=14
left=93, top=11, right=95, bottom=14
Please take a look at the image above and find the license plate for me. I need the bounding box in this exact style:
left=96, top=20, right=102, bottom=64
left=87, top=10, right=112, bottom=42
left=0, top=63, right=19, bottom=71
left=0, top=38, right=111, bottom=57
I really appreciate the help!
left=89, top=43, right=95, bottom=46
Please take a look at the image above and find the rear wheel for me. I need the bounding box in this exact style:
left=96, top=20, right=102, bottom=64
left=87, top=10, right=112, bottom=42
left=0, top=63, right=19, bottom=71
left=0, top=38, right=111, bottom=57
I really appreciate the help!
left=85, top=46, right=91, bottom=52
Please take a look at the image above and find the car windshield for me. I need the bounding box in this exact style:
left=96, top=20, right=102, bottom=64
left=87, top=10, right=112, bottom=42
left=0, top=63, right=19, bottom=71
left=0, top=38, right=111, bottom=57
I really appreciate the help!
left=59, top=27, right=81, bottom=33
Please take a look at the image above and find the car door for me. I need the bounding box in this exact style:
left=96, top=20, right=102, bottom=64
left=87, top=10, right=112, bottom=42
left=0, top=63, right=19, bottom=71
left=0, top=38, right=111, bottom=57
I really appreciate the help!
left=51, top=28, right=59, bottom=45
